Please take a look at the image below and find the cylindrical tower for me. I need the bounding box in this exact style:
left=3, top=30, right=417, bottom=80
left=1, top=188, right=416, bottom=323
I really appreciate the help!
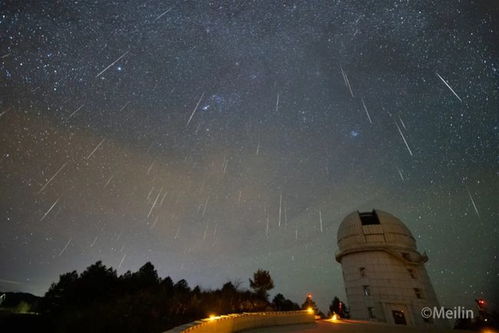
left=335, top=209, right=446, bottom=327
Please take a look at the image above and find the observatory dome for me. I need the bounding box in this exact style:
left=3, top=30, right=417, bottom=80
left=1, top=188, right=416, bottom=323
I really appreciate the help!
left=337, top=209, right=417, bottom=256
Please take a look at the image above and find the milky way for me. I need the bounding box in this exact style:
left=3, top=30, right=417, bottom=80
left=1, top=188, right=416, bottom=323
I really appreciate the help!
left=0, top=1, right=498, bottom=311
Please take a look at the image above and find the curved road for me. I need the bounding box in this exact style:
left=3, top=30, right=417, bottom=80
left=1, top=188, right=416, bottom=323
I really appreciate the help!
left=244, top=319, right=464, bottom=333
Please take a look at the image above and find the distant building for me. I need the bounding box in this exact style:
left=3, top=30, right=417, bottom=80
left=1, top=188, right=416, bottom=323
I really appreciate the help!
left=335, top=209, right=447, bottom=328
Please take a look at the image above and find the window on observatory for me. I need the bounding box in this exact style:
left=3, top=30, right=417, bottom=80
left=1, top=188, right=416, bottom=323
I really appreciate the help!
left=368, top=307, right=376, bottom=319
left=359, top=267, right=366, bottom=277
left=408, top=268, right=416, bottom=279
left=359, top=211, right=380, bottom=225
left=363, top=285, right=371, bottom=296
left=414, top=288, right=423, bottom=299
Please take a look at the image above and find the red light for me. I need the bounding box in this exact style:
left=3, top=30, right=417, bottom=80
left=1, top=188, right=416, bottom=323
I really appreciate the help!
left=476, top=299, right=486, bottom=308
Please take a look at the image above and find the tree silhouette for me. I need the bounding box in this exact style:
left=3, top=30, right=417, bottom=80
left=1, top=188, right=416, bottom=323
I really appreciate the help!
left=35, top=262, right=297, bottom=333
left=41, top=270, right=78, bottom=315
left=249, top=269, right=274, bottom=300
left=301, top=293, right=322, bottom=316
left=78, top=261, right=118, bottom=301
left=272, top=293, right=300, bottom=311
left=138, top=262, right=159, bottom=284
left=328, top=296, right=349, bottom=318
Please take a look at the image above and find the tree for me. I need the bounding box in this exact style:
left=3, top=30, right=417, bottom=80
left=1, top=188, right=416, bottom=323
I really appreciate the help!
left=77, top=261, right=118, bottom=303
left=41, top=271, right=79, bottom=315
left=301, top=293, right=320, bottom=315
left=272, top=293, right=300, bottom=311
left=160, top=276, right=174, bottom=290
left=328, top=296, right=349, bottom=318
left=174, top=279, right=190, bottom=293
left=249, top=269, right=274, bottom=300
left=135, top=262, right=160, bottom=288
left=221, top=281, right=237, bottom=293
left=273, top=293, right=286, bottom=309
left=38, top=261, right=301, bottom=333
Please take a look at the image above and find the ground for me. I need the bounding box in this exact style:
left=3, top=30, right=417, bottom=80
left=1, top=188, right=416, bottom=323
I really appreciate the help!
left=243, top=319, right=473, bottom=333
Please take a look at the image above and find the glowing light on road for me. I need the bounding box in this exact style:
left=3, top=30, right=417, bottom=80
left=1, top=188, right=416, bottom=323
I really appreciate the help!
left=208, top=314, right=219, bottom=321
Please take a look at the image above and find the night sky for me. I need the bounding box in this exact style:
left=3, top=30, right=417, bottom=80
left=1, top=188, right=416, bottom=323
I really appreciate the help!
left=1, top=0, right=498, bottom=311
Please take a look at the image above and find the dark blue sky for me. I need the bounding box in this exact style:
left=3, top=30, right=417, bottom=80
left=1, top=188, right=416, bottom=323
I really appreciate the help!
left=0, top=0, right=498, bottom=311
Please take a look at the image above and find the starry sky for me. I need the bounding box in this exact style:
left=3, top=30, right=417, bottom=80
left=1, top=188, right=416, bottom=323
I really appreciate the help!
left=0, top=0, right=498, bottom=312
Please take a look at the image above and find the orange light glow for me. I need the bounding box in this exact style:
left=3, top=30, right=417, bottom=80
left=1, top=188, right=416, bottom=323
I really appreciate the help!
left=307, top=307, right=314, bottom=314
left=208, top=314, right=218, bottom=321
left=331, top=313, right=339, bottom=321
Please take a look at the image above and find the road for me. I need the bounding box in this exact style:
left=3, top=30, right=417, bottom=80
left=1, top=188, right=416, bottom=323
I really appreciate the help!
left=243, top=319, right=469, bottom=333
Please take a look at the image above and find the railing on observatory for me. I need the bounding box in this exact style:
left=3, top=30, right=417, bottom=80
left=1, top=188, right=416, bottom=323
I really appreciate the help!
left=163, top=310, right=315, bottom=333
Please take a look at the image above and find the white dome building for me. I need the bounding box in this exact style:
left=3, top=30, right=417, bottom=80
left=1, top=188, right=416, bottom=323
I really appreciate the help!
left=335, top=210, right=447, bottom=327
